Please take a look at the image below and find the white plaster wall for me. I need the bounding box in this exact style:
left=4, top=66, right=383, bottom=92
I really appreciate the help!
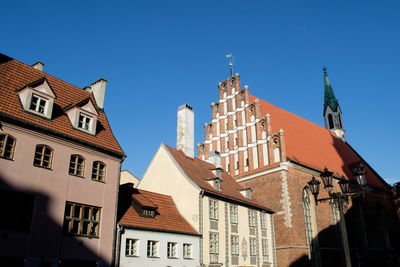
left=119, top=228, right=199, bottom=267
left=120, top=170, right=140, bottom=186
left=138, top=145, right=201, bottom=232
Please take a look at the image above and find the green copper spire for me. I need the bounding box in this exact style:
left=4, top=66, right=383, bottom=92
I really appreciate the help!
left=323, top=66, right=339, bottom=115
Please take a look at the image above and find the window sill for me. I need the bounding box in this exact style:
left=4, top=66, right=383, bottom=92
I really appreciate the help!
left=126, top=255, right=139, bottom=258
left=64, top=233, right=99, bottom=239
left=147, top=256, right=160, bottom=258
left=91, top=179, right=106, bottom=183
left=167, top=257, right=178, bottom=259
left=69, top=174, right=85, bottom=178
left=183, top=257, right=193, bottom=260
left=33, top=164, right=52, bottom=170
left=0, top=157, right=14, bottom=161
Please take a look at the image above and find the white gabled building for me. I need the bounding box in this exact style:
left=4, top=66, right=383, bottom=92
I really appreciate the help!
left=138, top=103, right=276, bottom=267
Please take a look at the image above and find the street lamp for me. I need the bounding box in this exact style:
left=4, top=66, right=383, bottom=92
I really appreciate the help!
left=320, top=167, right=334, bottom=189
left=352, top=162, right=367, bottom=187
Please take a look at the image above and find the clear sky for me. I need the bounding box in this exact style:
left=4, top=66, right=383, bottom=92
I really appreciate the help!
left=1, top=0, right=399, bottom=185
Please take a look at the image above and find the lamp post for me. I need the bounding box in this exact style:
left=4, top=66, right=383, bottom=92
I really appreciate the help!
left=306, top=164, right=368, bottom=267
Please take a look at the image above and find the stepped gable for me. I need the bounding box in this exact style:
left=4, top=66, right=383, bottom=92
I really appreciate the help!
left=118, top=188, right=198, bottom=235
left=249, top=94, right=390, bottom=191
left=0, top=53, right=124, bottom=157
left=165, top=144, right=274, bottom=213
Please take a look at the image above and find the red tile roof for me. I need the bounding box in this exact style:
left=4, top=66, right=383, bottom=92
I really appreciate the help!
left=165, top=145, right=274, bottom=213
left=249, top=95, right=390, bottom=191
left=118, top=187, right=198, bottom=235
left=0, top=54, right=124, bottom=157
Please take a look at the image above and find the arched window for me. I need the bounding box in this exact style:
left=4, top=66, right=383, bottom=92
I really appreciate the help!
left=302, top=188, right=320, bottom=264
left=92, top=161, right=106, bottom=182
left=328, top=114, right=334, bottom=129
left=69, top=154, right=85, bottom=177
left=0, top=134, right=16, bottom=160
left=338, top=113, right=343, bottom=129
left=33, top=145, right=53, bottom=168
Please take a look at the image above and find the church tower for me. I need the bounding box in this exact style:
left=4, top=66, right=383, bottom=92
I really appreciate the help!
left=323, top=67, right=345, bottom=141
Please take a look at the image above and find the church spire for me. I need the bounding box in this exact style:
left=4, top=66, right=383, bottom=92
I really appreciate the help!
left=322, top=67, right=345, bottom=141
left=323, top=66, right=339, bottom=116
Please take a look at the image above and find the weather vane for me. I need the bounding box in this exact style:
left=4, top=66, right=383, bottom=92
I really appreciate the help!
left=226, top=53, right=234, bottom=77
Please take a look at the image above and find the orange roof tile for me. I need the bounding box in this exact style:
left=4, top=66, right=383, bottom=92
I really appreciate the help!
left=249, top=95, right=390, bottom=191
left=118, top=186, right=198, bottom=235
left=165, top=145, right=274, bottom=213
left=0, top=54, right=124, bottom=157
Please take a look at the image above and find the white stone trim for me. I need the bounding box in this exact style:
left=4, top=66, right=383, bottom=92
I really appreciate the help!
left=236, top=163, right=289, bottom=182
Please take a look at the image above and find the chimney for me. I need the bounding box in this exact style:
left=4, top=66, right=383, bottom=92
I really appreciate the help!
left=207, top=150, right=221, bottom=168
left=32, top=61, right=44, bottom=71
left=177, top=104, right=194, bottom=158
left=90, top=78, right=107, bottom=109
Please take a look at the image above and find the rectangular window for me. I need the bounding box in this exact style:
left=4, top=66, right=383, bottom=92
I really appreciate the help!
left=147, top=240, right=159, bottom=257
left=33, top=145, right=53, bottom=168
left=69, top=154, right=85, bottom=177
left=231, top=235, right=239, bottom=255
left=183, top=243, right=192, bottom=259
left=0, top=134, right=16, bottom=160
left=92, top=161, right=106, bottom=182
left=167, top=242, right=177, bottom=258
left=30, top=94, right=46, bottom=114
left=249, top=209, right=256, bottom=227
left=250, top=238, right=257, bottom=256
left=126, top=239, right=139, bottom=257
left=63, top=202, right=100, bottom=237
left=230, top=205, right=238, bottom=224
left=209, top=199, right=218, bottom=220
left=260, top=213, right=267, bottom=229
left=78, top=113, right=91, bottom=131
left=209, top=232, right=219, bottom=254
left=262, top=239, right=269, bottom=261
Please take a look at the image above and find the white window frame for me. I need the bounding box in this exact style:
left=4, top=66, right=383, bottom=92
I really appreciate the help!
left=167, top=242, right=177, bottom=258
left=126, top=238, right=139, bottom=257
left=231, top=235, right=239, bottom=255
left=210, top=232, right=219, bottom=254
left=147, top=240, right=159, bottom=258
left=260, top=212, right=267, bottom=229
left=78, top=112, right=92, bottom=132
left=29, top=93, right=47, bottom=114
left=230, top=204, right=238, bottom=224
left=250, top=238, right=257, bottom=256
left=249, top=209, right=256, bottom=227
left=262, top=239, right=269, bottom=262
left=183, top=243, right=192, bottom=259
left=209, top=199, right=219, bottom=220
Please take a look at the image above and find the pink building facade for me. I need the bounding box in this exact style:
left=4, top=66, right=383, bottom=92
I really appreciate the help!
left=0, top=54, right=125, bottom=267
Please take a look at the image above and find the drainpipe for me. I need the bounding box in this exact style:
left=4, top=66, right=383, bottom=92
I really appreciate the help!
left=115, top=225, right=124, bottom=267
left=199, top=190, right=204, bottom=267
left=111, top=160, right=124, bottom=266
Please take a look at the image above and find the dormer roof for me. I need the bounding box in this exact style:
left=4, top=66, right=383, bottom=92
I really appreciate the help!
left=0, top=53, right=124, bottom=158
left=15, top=77, right=56, bottom=99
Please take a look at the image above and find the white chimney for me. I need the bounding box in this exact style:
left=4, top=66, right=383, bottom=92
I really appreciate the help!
left=207, top=150, right=221, bottom=168
left=32, top=61, right=44, bottom=71
left=90, top=78, right=107, bottom=109
left=177, top=104, right=194, bottom=158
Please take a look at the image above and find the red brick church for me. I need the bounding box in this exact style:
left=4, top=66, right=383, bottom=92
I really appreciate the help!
left=197, top=67, right=397, bottom=267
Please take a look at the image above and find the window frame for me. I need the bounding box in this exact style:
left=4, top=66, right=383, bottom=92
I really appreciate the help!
left=126, top=238, right=139, bottom=257
left=92, top=161, right=106, bottom=182
left=77, top=112, right=92, bottom=132
left=249, top=237, right=257, bottom=256
left=0, top=134, right=16, bottom=160
left=147, top=240, right=159, bottom=258
left=231, top=235, right=239, bottom=255
left=29, top=93, right=47, bottom=115
left=209, top=199, right=219, bottom=220
left=249, top=209, right=256, bottom=228
left=167, top=242, right=177, bottom=258
left=63, top=202, right=101, bottom=238
left=230, top=204, right=238, bottom=224
left=183, top=243, right=192, bottom=259
left=33, top=144, right=53, bottom=169
left=209, top=232, right=219, bottom=254
left=260, top=212, right=267, bottom=229
left=69, top=154, right=85, bottom=177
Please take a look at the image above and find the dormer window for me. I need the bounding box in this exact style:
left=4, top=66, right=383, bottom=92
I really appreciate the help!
left=213, top=179, right=221, bottom=190
left=30, top=94, right=47, bottom=114
left=16, top=78, right=56, bottom=119
left=65, top=98, right=99, bottom=135
left=142, top=208, right=156, bottom=218
left=246, top=189, right=252, bottom=199
left=78, top=113, right=92, bottom=131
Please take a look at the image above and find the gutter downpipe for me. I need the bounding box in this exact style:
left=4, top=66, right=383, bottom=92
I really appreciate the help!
left=115, top=225, right=124, bottom=267
left=199, top=190, right=204, bottom=267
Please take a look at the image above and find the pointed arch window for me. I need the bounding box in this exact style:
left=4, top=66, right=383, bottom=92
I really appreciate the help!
left=302, top=188, right=320, bottom=264
left=0, top=134, right=16, bottom=160
left=328, top=114, right=334, bottom=129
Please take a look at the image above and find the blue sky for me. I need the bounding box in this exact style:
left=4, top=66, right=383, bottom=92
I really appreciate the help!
left=1, top=0, right=399, bottom=185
